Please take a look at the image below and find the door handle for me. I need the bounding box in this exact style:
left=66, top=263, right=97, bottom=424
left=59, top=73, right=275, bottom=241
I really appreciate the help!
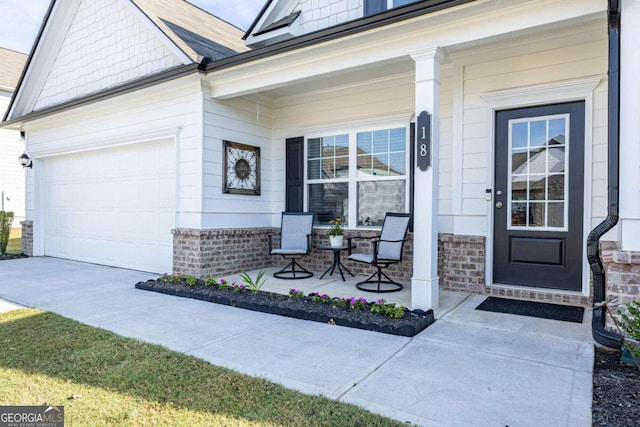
left=495, top=201, right=503, bottom=209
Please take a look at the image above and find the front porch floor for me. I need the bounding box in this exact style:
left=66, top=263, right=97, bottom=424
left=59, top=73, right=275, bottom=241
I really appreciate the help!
left=217, top=267, right=468, bottom=318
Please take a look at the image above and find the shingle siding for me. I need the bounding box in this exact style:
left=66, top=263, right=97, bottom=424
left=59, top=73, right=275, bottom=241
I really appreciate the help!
left=35, top=0, right=182, bottom=111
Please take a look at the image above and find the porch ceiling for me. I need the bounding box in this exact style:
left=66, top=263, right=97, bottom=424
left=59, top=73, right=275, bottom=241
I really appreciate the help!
left=254, top=57, right=415, bottom=99
left=203, top=0, right=606, bottom=100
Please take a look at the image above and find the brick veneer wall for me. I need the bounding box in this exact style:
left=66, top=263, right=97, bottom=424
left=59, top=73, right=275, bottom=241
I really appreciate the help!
left=20, top=220, right=33, bottom=256
left=169, top=226, right=600, bottom=307
left=601, top=241, right=640, bottom=331
left=305, top=230, right=414, bottom=282
left=439, top=234, right=486, bottom=293
left=172, top=228, right=278, bottom=278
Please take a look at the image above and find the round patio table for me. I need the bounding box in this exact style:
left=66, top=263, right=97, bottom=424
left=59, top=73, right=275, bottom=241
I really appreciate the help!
left=318, top=245, right=355, bottom=281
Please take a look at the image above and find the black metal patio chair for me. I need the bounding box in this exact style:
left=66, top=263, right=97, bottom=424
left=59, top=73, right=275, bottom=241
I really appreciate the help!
left=269, top=212, right=314, bottom=279
left=347, top=212, right=411, bottom=293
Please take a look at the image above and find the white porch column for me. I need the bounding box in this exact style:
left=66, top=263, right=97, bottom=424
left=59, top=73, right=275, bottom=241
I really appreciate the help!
left=619, top=0, right=640, bottom=251
left=409, top=46, right=445, bottom=311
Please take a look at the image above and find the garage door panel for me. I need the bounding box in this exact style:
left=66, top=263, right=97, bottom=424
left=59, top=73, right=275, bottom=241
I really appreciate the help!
left=44, top=141, right=175, bottom=273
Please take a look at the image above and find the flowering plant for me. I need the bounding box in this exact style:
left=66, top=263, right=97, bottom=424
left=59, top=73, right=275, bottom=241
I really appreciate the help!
left=288, top=289, right=305, bottom=299
left=328, top=217, right=344, bottom=236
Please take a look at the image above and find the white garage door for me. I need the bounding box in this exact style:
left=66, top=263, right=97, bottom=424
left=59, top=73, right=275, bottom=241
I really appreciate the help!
left=43, top=141, right=175, bottom=273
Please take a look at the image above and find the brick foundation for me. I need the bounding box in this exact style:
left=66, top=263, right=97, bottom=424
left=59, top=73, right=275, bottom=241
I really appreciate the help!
left=601, top=241, right=640, bottom=331
left=20, top=220, right=33, bottom=256
left=171, top=227, right=603, bottom=307
left=172, top=228, right=278, bottom=278
left=305, top=231, right=414, bottom=282
left=439, top=234, right=486, bottom=293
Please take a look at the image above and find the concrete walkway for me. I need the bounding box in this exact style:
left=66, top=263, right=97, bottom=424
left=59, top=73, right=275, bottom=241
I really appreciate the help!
left=0, top=257, right=594, bottom=426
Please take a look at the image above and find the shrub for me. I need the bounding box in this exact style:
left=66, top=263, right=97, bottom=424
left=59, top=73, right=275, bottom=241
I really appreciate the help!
left=619, top=300, right=640, bottom=359
left=0, top=211, right=14, bottom=255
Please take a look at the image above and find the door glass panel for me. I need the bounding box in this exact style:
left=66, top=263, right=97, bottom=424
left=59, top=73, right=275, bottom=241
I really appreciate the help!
left=511, top=202, right=527, bottom=226
left=530, top=120, right=547, bottom=148
left=528, top=202, right=545, bottom=227
left=512, top=122, right=528, bottom=149
left=548, top=202, right=565, bottom=227
left=548, top=147, right=565, bottom=173
left=548, top=175, right=564, bottom=200
left=529, top=176, right=546, bottom=200
left=508, top=115, right=568, bottom=229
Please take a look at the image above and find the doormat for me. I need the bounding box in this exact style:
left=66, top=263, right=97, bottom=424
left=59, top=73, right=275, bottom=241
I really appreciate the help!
left=475, top=297, right=584, bottom=323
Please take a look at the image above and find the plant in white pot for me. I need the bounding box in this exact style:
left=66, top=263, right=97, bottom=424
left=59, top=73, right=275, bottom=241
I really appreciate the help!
left=328, top=217, right=344, bottom=247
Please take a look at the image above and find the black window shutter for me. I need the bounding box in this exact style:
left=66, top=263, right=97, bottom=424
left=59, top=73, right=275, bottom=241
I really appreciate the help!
left=409, top=122, right=415, bottom=232
left=285, top=137, right=304, bottom=212
left=364, top=0, right=386, bottom=16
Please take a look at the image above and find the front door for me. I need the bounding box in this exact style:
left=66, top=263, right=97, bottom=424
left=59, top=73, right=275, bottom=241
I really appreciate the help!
left=493, top=102, right=585, bottom=291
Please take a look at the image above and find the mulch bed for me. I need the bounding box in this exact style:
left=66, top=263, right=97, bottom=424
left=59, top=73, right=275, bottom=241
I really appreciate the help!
left=592, top=346, right=640, bottom=426
left=0, top=253, right=27, bottom=261
left=135, top=279, right=435, bottom=337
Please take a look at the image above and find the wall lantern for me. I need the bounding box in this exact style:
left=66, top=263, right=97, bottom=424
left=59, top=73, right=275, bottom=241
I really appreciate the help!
left=18, top=153, right=32, bottom=168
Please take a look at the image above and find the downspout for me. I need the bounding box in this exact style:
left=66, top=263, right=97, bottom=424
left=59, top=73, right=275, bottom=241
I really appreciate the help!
left=586, top=0, right=622, bottom=349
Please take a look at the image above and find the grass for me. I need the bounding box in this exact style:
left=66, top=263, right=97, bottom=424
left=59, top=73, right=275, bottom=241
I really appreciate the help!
left=0, top=309, right=404, bottom=427
left=6, top=228, right=22, bottom=254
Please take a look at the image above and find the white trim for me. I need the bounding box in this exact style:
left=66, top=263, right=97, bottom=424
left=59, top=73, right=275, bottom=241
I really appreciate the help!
left=482, top=76, right=601, bottom=297
left=302, top=117, right=411, bottom=230
left=451, top=64, right=464, bottom=215
left=31, top=127, right=182, bottom=158
left=301, top=113, right=412, bottom=135
left=481, top=76, right=602, bottom=109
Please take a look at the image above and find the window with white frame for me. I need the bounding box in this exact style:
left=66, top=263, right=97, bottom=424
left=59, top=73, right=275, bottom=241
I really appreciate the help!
left=306, top=124, right=409, bottom=228
left=364, top=0, right=420, bottom=17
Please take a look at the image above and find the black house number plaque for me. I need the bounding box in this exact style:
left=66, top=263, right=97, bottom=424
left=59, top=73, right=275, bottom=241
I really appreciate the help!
left=417, top=110, right=431, bottom=171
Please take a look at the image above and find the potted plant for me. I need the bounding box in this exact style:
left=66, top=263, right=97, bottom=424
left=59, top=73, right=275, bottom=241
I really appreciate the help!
left=328, top=217, right=344, bottom=247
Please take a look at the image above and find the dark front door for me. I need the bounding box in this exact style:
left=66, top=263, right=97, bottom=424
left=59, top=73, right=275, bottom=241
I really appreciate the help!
left=493, top=102, right=585, bottom=291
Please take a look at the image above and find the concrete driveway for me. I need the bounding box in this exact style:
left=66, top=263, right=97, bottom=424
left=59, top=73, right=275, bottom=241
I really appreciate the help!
left=0, top=257, right=594, bottom=426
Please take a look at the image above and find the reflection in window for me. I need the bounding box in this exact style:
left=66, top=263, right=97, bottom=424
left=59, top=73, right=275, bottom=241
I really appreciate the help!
left=306, top=126, right=408, bottom=229
left=308, top=183, right=348, bottom=226
left=357, top=181, right=406, bottom=226
left=509, top=116, right=568, bottom=229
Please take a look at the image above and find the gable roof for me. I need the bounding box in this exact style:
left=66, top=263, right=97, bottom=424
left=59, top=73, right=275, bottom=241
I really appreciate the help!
left=3, top=0, right=249, bottom=124
left=132, top=0, right=249, bottom=62
left=0, top=48, right=28, bottom=91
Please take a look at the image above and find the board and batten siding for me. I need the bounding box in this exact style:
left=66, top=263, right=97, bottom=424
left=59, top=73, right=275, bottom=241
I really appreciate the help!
left=0, top=91, right=25, bottom=226
left=24, top=76, right=203, bottom=230
left=202, top=97, right=274, bottom=228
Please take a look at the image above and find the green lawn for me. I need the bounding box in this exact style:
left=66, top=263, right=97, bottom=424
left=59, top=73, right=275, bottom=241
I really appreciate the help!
left=0, top=309, right=403, bottom=427
left=7, top=228, right=22, bottom=254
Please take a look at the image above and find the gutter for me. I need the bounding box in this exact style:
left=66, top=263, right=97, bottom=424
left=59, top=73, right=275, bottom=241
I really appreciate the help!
left=586, top=0, right=622, bottom=349
left=1, top=64, right=199, bottom=128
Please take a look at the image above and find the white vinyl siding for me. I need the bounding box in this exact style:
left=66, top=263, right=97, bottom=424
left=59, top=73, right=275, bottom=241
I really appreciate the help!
left=459, top=21, right=608, bottom=235
left=24, top=76, right=202, bottom=233
left=202, top=97, right=273, bottom=228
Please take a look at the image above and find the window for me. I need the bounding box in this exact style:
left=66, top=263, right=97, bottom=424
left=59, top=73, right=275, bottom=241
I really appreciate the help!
left=364, top=0, right=420, bottom=16
left=508, top=115, right=569, bottom=231
left=305, top=125, right=409, bottom=228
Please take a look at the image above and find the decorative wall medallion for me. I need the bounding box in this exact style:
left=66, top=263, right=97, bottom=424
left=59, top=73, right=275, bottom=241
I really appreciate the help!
left=223, top=141, right=260, bottom=195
